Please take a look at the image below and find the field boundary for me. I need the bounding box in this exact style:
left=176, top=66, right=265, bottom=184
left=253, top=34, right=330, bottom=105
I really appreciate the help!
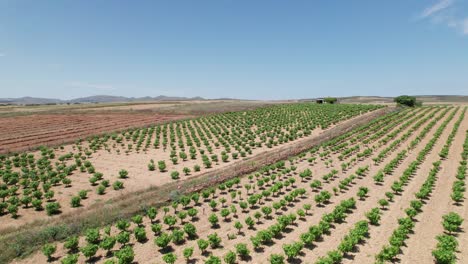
left=0, top=106, right=395, bottom=263
left=0, top=113, right=193, bottom=155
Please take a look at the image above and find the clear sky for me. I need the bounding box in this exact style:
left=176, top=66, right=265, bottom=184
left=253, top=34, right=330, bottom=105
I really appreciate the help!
left=0, top=0, right=467, bottom=100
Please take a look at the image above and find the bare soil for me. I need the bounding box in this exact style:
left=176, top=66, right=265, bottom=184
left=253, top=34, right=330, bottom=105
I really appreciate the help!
left=0, top=113, right=189, bottom=154
left=8, top=106, right=468, bottom=264
left=0, top=108, right=389, bottom=232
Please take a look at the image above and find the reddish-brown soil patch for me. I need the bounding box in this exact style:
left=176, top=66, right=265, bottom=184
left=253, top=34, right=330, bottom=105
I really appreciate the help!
left=0, top=113, right=189, bottom=154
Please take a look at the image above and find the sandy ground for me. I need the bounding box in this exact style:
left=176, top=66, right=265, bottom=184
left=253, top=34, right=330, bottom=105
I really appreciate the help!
left=0, top=99, right=280, bottom=153
left=344, top=107, right=465, bottom=264
left=397, top=108, right=467, bottom=263
left=15, top=106, right=466, bottom=264
left=0, top=108, right=381, bottom=231
left=266, top=107, right=448, bottom=263
left=11, top=106, right=468, bottom=264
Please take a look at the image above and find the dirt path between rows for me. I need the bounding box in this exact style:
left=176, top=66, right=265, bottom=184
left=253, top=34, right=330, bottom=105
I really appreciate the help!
left=347, top=107, right=461, bottom=263
left=12, top=107, right=412, bottom=264
left=0, top=107, right=394, bottom=263
left=304, top=108, right=446, bottom=263
left=398, top=110, right=467, bottom=263
left=242, top=107, right=438, bottom=263
left=0, top=107, right=393, bottom=232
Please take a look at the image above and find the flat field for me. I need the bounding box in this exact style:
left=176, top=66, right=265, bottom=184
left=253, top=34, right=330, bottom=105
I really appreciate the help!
left=1, top=103, right=467, bottom=264
left=0, top=100, right=282, bottom=154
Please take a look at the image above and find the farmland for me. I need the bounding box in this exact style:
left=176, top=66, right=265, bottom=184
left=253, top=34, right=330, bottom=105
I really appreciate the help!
left=0, top=113, right=189, bottom=154
left=0, top=103, right=381, bottom=230
left=0, top=99, right=280, bottom=154
left=2, top=103, right=468, bottom=264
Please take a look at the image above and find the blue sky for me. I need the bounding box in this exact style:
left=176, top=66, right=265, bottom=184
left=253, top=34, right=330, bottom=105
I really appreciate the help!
left=0, top=0, right=467, bottom=100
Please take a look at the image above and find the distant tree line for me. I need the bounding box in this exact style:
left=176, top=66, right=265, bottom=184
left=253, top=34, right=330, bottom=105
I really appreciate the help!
left=324, top=97, right=338, bottom=104
left=394, top=95, right=422, bottom=107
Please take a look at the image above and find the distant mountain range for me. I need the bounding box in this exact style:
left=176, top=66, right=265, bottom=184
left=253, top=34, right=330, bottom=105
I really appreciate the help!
left=1, top=94, right=467, bottom=105
left=0, top=95, right=208, bottom=105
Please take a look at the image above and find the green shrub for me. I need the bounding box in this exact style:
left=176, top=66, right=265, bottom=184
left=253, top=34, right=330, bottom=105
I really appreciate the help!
left=224, top=250, right=236, bottom=264
left=236, top=243, right=250, bottom=258
left=45, top=202, right=61, bottom=216
left=134, top=227, right=147, bottom=243
left=97, top=185, right=106, bottom=195
left=112, top=181, right=124, bottom=190
left=116, top=231, right=130, bottom=245
left=64, top=236, right=79, bottom=252
left=118, top=169, right=129, bottom=179
left=42, top=244, right=56, bottom=261
left=80, top=244, right=98, bottom=260
left=115, top=245, right=134, bottom=264
left=60, top=254, right=78, bottom=264
left=100, top=236, right=116, bottom=254
left=183, top=247, right=194, bottom=260
left=170, top=171, right=180, bottom=180
left=162, top=252, right=177, bottom=264
left=269, top=254, right=285, bottom=264
left=78, top=190, right=88, bottom=199
left=85, top=228, right=101, bottom=244
left=442, top=212, right=464, bottom=234
left=70, top=196, right=81, bottom=208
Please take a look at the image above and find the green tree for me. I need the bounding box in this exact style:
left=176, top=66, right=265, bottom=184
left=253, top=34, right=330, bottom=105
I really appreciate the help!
left=394, top=95, right=418, bottom=107
left=324, top=97, right=338, bottom=104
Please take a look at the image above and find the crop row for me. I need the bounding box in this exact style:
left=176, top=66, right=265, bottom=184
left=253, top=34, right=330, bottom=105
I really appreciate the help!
left=14, top=106, right=446, bottom=264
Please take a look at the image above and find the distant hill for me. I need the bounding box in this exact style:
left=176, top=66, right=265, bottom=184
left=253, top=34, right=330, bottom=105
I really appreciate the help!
left=1, top=94, right=467, bottom=105
left=68, top=95, right=131, bottom=104
left=338, top=95, right=468, bottom=104
left=0, top=95, right=207, bottom=105
left=337, top=96, right=394, bottom=104
left=0, top=97, right=64, bottom=105
left=413, top=95, right=468, bottom=103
